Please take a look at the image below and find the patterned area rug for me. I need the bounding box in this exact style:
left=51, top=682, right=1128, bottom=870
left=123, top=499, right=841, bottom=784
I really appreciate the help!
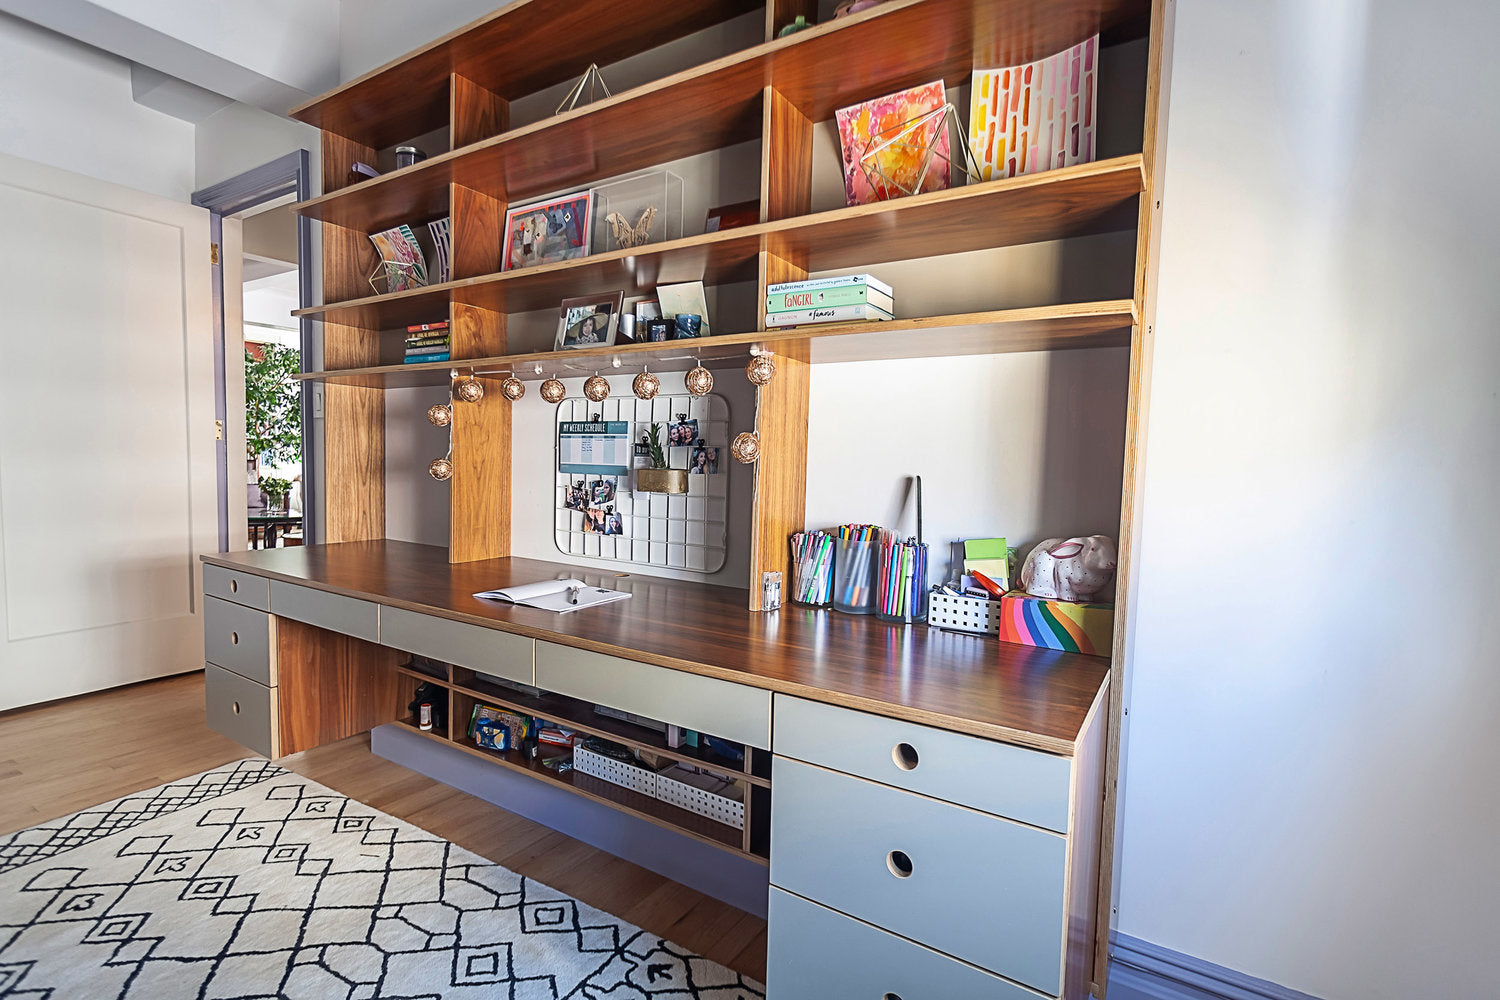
left=0, top=759, right=765, bottom=999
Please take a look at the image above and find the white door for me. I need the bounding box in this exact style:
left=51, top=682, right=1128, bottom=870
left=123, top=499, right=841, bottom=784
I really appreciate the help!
left=0, top=152, right=216, bottom=709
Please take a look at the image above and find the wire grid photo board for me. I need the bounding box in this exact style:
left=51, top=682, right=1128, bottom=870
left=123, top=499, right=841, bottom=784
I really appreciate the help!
left=554, top=392, right=730, bottom=572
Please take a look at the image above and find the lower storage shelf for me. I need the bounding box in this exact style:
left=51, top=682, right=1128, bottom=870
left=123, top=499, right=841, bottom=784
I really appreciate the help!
left=392, top=717, right=767, bottom=865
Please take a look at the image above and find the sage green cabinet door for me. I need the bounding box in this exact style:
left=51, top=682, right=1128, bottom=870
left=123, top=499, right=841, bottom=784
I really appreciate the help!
left=770, top=757, right=1067, bottom=994
left=767, top=888, right=1040, bottom=1000
left=204, top=596, right=274, bottom=686
left=773, top=694, right=1071, bottom=832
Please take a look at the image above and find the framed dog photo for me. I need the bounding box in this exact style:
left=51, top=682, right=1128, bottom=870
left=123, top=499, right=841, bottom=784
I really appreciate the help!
left=555, top=292, right=624, bottom=350
left=503, top=191, right=592, bottom=271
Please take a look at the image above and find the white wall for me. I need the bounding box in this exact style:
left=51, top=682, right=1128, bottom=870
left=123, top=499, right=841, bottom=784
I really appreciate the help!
left=195, top=100, right=318, bottom=192
left=0, top=13, right=195, bottom=200
left=1116, top=2, right=1500, bottom=998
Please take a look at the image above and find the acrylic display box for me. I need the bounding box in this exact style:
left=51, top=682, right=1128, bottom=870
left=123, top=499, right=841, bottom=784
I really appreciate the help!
left=589, top=170, right=684, bottom=254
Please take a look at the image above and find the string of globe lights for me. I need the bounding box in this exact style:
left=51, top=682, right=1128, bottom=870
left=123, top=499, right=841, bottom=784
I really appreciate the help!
left=425, top=351, right=777, bottom=479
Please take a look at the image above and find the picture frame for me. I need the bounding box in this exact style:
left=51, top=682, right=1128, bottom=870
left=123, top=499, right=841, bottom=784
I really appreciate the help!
left=555, top=292, right=625, bottom=350
left=502, top=190, right=593, bottom=270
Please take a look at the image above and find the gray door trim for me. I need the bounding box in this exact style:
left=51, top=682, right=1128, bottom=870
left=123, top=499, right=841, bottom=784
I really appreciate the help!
left=191, top=150, right=316, bottom=550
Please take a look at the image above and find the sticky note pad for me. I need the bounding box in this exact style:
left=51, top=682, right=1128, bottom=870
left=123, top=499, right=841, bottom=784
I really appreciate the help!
left=964, top=537, right=1009, bottom=586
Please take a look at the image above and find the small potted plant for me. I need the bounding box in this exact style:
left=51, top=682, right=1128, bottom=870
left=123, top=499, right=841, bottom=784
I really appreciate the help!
left=635, top=423, right=687, bottom=494
left=257, top=475, right=293, bottom=512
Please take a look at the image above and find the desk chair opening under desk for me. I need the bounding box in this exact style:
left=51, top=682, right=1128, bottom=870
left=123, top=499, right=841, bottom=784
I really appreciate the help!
left=201, top=540, right=1109, bottom=999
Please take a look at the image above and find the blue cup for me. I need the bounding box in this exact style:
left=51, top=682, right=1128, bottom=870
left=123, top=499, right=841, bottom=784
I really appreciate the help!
left=673, top=313, right=702, bottom=339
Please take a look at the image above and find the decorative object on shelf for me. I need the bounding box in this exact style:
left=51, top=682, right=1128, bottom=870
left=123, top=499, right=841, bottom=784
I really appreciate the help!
left=539, top=376, right=566, bottom=404
left=500, top=376, right=526, bottom=401
left=858, top=102, right=983, bottom=199
left=454, top=375, right=485, bottom=403
left=997, top=591, right=1114, bottom=653
left=618, top=313, right=637, bottom=343
left=367, top=224, right=428, bottom=292
left=428, top=455, right=453, bottom=481
left=730, top=431, right=760, bottom=464
left=970, top=35, right=1099, bottom=181
left=426, top=402, right=452, bottom=427
left=632, top=368, right=660, bottom=400
left=684, top=364, right=714, bottom=397
left=502, top=190, right=592, bottom=271
left=673, top=313, right=702, bottom=339
left=656, top=280, right=711, bottom=337
left=555, top=63, right=612, bottom=114
left=745, top=352, right=777, bottom=386
left=834, top=0, right=888, bottom=16
left=703, top=199, right=760, bottom=232
left=836, top=80, right=950, bottom=205
left=583, top=374, right=611, bottom=402
left=427, top=217, right=452, bottom=284
left=590, top=171, right=683, bottom=253
left=1020, top=534, right=1117, bottom=602
left=347, top=161, right=379, bottom=186
left=555, top=291, right=624, bottom=350
left=394, top=145, right=426, bottom=169
left=644, top=318, right=671, bottom=342
left=778, top=14, right=813, bottom=36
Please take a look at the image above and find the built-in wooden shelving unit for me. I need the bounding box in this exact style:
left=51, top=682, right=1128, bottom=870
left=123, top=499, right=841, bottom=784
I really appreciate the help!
left=294, top=0, right=1173, bottom=986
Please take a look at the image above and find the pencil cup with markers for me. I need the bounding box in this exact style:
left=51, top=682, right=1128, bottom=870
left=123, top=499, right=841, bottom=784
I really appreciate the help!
left=877, top=538, right=929, bottom=624
left=834, top=537, right=879, bottom=614
left=789, top=530, right=834, bottom=607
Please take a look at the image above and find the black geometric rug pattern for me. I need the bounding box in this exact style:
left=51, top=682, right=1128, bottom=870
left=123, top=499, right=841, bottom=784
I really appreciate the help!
left=0, top=760, right=764, bottom=999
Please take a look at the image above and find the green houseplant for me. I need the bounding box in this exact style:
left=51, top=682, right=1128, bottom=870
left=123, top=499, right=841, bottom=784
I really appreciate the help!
left=257, top=475, right=293, bottom=512
left=636, top=423, right=687, bottom=494
left=245, top=344, right=302, bottom=469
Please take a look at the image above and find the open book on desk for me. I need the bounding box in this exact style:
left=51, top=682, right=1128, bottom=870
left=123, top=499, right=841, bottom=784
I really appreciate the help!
left=473, top=578, right=631, bottom=614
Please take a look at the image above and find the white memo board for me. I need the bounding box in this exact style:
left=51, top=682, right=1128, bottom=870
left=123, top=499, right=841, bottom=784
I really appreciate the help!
left=553, top=392, right=730, bottom=572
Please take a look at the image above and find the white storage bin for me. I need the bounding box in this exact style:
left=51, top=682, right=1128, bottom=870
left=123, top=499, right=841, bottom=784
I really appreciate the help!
left=573, top=743, right=657, bottom=796
left=656, top=763, right=745, bottom=830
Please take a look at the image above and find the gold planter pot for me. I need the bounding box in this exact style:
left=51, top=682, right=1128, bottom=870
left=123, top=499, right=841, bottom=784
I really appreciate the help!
left=636, top=468, right=688, bottom=494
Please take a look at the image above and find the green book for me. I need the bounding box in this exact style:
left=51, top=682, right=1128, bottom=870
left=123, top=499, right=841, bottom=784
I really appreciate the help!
left=766, top=282, right=894, bottom=314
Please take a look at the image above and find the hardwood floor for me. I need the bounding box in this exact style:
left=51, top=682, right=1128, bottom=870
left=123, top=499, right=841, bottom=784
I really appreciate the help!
left=0, top=672, right=768, bottom=980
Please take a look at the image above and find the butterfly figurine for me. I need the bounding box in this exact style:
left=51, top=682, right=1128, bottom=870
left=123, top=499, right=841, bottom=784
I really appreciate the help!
left=604, top=206, right=658, bottom=249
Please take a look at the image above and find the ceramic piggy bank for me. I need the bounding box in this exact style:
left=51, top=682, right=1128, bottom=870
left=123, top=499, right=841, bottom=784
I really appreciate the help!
left=1020, top=535, right=1118, bottom=602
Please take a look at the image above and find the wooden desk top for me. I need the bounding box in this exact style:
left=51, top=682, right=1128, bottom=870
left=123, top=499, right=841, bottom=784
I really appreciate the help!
left=203, top=541, right=1108, bottom=755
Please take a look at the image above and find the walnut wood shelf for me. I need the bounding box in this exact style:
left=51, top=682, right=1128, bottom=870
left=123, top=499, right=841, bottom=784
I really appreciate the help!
left=293, top=156, right=1144, bottom=327
left=294, top=0, right=1150, bottom=233
left=390, top=717, right=761, bottom=862
left=295, top=301, right=1137, bottom=388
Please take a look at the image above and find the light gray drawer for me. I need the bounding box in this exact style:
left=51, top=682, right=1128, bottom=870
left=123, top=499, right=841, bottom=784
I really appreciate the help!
left=534, top=641, right=770, bottom=749
left=269, top=580, right=378, bottom=642
left=770, top=757, right=1067, bottom=994
left=203, top=564, right=270, bottom=610
left=767, top=887, right=1038, bottom=1000
left=380, top=607, right=533, bottom=684
left=205, top=663, right=278, bottom=758
left=204, top=596, right=275, bottom=686
left=774, top=694, right=1072, bottom=833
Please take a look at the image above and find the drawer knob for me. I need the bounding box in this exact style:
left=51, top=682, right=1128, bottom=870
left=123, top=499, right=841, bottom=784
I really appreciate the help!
left=231, top=631, right=239, bottom=645
left=232, top=701, right=241, bottom=715
left=230, top=579, right=238, bottom=593
left=892, top=742, right=919, bottom=771
left=886, top=850, right=914, bottom=879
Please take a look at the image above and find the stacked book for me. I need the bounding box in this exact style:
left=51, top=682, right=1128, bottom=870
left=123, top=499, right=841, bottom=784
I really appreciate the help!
left=405, top=321, right=450, bottom=364
left=765, top=273, right=894, bottom=328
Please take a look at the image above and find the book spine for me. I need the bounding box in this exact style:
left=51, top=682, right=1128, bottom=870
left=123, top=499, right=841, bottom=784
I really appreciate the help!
left=406, top=322, right=450, bottom=333
left=403, top=352, right=451, bottom=364
left=405, top=348, right=449, bottom=358
left=766, top=272, right=894, bottom=296
left=767, top=285, right=894, bottom=313
left=765, top=304, right=895, bottom=327
left=404, top=336, right=450, bottom=348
